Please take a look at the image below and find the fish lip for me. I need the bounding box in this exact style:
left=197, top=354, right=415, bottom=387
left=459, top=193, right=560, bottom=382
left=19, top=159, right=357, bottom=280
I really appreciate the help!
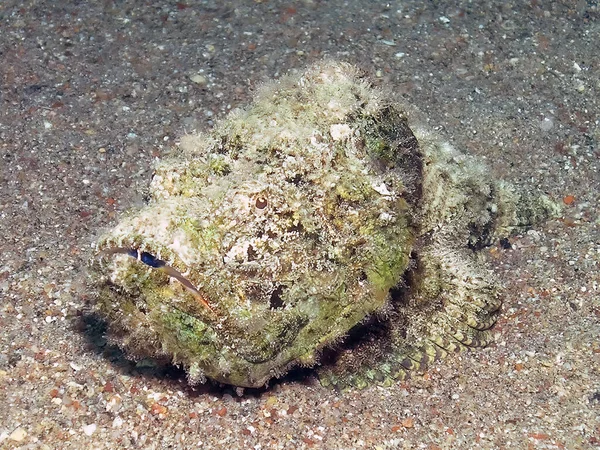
left=94, top=237, right=216, bottom=314
left=97, top=246, right=167, bottom=268
left=96, top=235, right=177, bottom=266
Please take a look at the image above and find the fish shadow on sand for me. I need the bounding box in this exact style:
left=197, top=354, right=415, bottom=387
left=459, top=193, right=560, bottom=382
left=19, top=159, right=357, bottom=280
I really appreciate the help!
left=76, top=311, right=317, bottom=397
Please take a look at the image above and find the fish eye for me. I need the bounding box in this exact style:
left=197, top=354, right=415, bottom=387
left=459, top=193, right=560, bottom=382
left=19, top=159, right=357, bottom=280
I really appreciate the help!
left=255, top=197, right=268, bottom=209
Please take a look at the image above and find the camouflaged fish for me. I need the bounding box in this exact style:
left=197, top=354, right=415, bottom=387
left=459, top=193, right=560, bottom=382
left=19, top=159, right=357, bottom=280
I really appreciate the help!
left=92, top=62, right=560, bottom=389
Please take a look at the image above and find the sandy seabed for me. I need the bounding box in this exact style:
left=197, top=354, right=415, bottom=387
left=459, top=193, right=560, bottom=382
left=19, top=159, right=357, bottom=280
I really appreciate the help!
left=1, top=1, right=598, bottom=449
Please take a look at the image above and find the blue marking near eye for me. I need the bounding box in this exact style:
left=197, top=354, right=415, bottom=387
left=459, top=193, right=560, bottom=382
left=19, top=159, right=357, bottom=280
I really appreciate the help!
left=139, top=251, right=166, bottom=268
left=127, top=249, right=138, bottom=258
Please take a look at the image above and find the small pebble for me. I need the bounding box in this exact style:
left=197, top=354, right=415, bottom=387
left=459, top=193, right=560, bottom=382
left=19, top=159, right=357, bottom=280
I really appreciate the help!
left=112, top=416, right=124, bottom=428
left=9, top=427, right=27, bottom=442
left=540, top=117, right=553, bottom=131
left=190, top=74, right=207, bottom=85
left=82, top=423, right=97, bottom=436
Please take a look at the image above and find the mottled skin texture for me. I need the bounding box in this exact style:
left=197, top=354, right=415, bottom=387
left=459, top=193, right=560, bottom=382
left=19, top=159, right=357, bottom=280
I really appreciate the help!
left=92, top=62, right=560, bottom=389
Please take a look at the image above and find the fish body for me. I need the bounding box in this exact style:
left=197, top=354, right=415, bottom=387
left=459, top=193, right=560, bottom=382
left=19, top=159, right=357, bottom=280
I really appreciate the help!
left=93, top=62, right=559, bottom=388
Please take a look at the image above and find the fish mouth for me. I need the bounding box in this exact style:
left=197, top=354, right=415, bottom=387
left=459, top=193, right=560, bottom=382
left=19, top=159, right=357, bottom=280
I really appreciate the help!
left=96, top=244, right=215, bottom=313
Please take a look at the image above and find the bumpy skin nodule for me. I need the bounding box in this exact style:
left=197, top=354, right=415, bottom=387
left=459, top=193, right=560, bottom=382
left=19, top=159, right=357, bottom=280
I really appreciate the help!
left=92, top=62, right=559, bottom=389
